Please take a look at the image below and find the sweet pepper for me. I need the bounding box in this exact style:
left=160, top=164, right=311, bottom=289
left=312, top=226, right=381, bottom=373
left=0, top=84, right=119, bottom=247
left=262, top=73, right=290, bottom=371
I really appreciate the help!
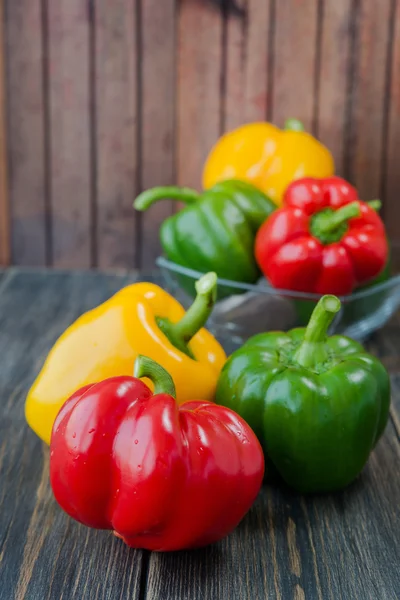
left=216, top=295, right=390, bottom=493
left=134, top=179, right=275, bottom=287
left=255, top=176, right=388, bottom=296
left=26, top=273, right=226, bottom=445
left=203, top=119, right=334, bottom=205
left=295, top=253, right=392, bottom=328
left=50, top=355, right=264, bottom=551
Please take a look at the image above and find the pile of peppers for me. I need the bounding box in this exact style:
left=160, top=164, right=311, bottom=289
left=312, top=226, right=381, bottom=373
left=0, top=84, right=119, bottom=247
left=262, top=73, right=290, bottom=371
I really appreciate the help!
left=135, top=120, right=389, bottom=299
left=26, top=275, right=390, bottom=550
left=25, top=117, right=392, bottom=552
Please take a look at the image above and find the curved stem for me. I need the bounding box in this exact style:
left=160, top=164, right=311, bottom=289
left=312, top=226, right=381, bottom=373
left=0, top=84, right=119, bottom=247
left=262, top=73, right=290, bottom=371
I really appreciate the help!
left=284, top=118, right=305, bottom=132
left=294, top=295, right=341, bottom=368
left=134, top=186, right=200, bottom=211
left=156, top=272, right=218, bottom=359
left=173, top=272, right=217, bottom=342
left=134, top=355, right=176, bottom=397
left=317, top=202, right=360, bottom=234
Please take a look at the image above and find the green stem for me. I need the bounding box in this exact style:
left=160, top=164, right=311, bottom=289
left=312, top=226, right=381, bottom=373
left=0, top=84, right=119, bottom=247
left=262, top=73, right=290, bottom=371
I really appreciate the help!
left=294, top=295, right=341, bottom=369
left=310, top=201, right=361, bottom=244
left=367, top=199, right=381, bottom=212
left=134, top=186, right=200, bottom=211
left=134, top=355, right=176, bottom=397
left=317, top=202, right=360, bottom=234
left=284, top=118, right=305, bottom=132
left=156, top=272, right=218, bottom=359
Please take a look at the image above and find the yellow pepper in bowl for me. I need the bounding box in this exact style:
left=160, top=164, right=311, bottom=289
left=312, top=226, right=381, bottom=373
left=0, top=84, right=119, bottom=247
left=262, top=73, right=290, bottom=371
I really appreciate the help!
left=203, top=119, right=334, bottom=206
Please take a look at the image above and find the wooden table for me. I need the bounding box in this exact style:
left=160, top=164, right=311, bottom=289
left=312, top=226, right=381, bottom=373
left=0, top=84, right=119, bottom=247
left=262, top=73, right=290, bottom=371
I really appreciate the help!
left=1, top=269, right=400, bottom=600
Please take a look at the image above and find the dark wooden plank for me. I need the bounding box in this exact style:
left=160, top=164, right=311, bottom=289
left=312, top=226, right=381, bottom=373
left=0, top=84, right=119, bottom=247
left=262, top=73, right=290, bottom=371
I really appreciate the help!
left=271, top=0, right=319, bottom=131
left=145, top=419, right=400, bottom=600
left=223, top=0, right=246, bottom=131
left=383, top=0, right=400, bottom=241
left=95, top=0, right=138, bottom=270
left=139, top=0, right=175, bottom=269
left=0, top=270, right=399, bottom=599
left=317, top=0, right=352, bottom=174
left=390, top=374, right=400, bottom=444
left=347, top=0, right=392, bottom=201
left=224, top=0, right=272, bottom=130
left=0, top=0, right=9, bottom=266
left=5, top=0, right=47, bottom=265
left=0, top=270, right=145, bottom=600
left=177, top=0, right=223, bottom=190
left=367, top=313, right=400, bottom=420
left=146, top=321, right=400, bottom=600
left=48, top=0, right=92, bottom=268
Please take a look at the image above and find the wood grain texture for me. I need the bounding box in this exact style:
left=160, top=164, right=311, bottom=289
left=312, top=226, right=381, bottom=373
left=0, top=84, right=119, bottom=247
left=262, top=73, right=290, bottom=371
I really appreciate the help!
left=366, top=313, right=400, bottom=415
left=316, top=0, right=352, bottom=174
left=0, top=269, right=399, bottom=599
left=390, top=372, right=400, bottom=441
left=383, top=0, right=400, bottom=239
left=139, top=0, right=176, bottom=269
left=0, top=269, right=144, bottom=600
left=3, top=0, right=400, bottom=267
left=346, top=0, right=392, bottom=200
left=224, top=0, right=272, bottom=130
left=0, top=0, right=10, bottom=266
left=146, top=418, right=400, bottom=600
left=5, top=0, right=47, bottom=266
left=48, top=0, right=92, bottom=268
left=271, top=0, right=319, bottom=131
left=95, top=0, right=138, bottom=269
left=177, top=0, right=223, bottom=190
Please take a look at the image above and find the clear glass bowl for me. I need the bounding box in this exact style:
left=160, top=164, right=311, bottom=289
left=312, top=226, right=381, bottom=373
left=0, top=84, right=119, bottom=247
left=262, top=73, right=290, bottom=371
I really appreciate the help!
left=157, top=256, right=400, bottom=352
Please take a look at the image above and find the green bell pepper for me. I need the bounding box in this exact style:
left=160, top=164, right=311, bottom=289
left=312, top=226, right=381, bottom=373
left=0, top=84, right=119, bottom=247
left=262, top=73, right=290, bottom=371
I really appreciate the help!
left=134, top=180, right=275, bottom=294
left=216, top=295, right=390, bottom=493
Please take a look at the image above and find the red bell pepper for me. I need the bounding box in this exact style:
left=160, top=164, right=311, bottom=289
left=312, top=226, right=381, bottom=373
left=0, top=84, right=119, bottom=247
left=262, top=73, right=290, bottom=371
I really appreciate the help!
left=255, top=176, right=388, bottom=296
left=50, top=356, right=264, bottom=551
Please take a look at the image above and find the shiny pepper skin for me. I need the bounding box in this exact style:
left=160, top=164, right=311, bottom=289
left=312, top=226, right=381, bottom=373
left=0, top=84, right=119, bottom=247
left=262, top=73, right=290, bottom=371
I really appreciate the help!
left=203, top=119, right=334, bottom=206
left=255, top=176, right=388, bottom=296
left=26, top=273, right=226, bottom=445
left=215, top=296, right=390, bottom=493
left=50, top=357, right=264, bottom=551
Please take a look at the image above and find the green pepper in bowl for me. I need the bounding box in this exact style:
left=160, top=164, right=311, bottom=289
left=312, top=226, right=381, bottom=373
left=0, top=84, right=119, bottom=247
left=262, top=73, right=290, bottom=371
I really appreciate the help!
left=134, top=180, right=275, bottom=298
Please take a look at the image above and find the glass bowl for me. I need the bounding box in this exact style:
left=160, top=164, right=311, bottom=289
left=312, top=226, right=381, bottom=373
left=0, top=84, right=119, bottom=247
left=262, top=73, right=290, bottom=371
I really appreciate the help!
left=156, top=256, right=400, bottom=352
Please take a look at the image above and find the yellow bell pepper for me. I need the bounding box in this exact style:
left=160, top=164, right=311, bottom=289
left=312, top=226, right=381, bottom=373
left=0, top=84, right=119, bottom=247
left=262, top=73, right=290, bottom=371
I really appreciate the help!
left=203, top=119, right=334, bottom=206
left=25, top=273, right=226, bottom=445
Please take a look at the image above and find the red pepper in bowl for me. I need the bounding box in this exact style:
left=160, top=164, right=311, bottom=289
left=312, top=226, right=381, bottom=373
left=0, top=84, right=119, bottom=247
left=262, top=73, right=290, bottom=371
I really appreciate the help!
left=255, top=176, right=388, bottom=296
left=50, top=356, right=264, bottom=551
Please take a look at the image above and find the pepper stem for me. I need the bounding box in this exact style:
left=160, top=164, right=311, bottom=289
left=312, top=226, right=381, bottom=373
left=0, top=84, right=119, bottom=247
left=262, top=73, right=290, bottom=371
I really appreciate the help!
left=317, top=202, right=360, bottom=234
left=134, top=186, right=200, bottom=211
left=368, top=199, right=381, bottom=212
left=134, top=355, right=176, bottom=397
left=156, top=272, right=218, bottom=359
left=310, top=201, right=361, bottom=245
left=284, top=118, right=305, bottom=132
left=294, top=295, right=341, bottom=369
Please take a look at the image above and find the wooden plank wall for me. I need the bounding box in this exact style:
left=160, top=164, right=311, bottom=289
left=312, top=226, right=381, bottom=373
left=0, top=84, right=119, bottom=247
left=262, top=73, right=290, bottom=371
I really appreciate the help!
left=0, top=0, right=9, bottom=265
left=0, top=0, right=399, bottom=269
